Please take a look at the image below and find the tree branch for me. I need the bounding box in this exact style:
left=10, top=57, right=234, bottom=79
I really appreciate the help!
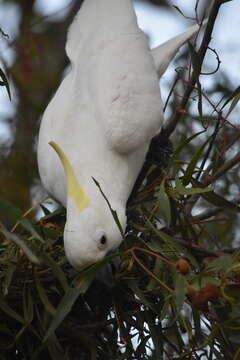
left=203, top=152, right=240, bottom=186
left=162, top=0, right=227, bottom=138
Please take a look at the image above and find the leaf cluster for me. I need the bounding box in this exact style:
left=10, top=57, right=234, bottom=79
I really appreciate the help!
left=0, top=112, right=240, bottom=359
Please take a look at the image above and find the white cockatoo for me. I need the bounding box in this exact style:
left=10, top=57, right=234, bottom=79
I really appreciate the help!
left=37, top=0, right=206, bottom=270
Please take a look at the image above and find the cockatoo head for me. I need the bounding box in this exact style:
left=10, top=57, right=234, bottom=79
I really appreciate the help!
left=64, top=199, right=126, bottom=270
left=49, top=141, right=126, bottom=270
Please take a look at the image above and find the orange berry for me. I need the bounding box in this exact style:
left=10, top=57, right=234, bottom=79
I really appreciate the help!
left=176, top=259, right=191, bottom=275
left=188, top=283, right=219, bottom=311
left=201, top=283, right=219, bottom=301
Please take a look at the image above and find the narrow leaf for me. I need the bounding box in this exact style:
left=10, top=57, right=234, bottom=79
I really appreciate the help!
left=206, top=255, right=235, bottom=273
left=157, top=183, right=171, bottom=226
left=0, top=297, right=25, bottom=324
left=0, top=227, right=40, bottom=265
left=226, top=92, right=240, bottom=117
left=0, top=68, right=11, bottom=100
left=173, top=130, right=206, bottom=159
left=92, top=177, right=125, bottom=238
left=0, top=199, right=21, bottom=228
left=188, top=42, right=203, bottom=118
left=40, top=204, right=51, bottom=216
left=182, top=137, right=210, bottom=186
left=23, top=287, right=34, bottom=324
left=221, top=85, right=240, bottom=110
left=197, top=80, right=203, bottom=118
left=2, top=264, right=16, bottom=296
left=195, top=186, right=240, bottom=213
left=188, top=41, right=201, bottom=74
left=20, top=218, right=44, bottom=243
left=35, top=271, right=56, bottom=316
left=175, top=273, right=186, bottom=313
left=175, top=174, right=212, bottom=195
left=41, top=252, right=68, bottom=293
left=43, top=287, right=84, bottom=342
left=172, top=5, right=186, bottom=17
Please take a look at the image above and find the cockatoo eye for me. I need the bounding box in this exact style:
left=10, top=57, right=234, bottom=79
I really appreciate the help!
left=94, top=230, right=108, bottom=250
left=100, top=235, right=107, bottom=245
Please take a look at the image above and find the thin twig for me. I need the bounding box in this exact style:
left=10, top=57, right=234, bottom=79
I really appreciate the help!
left=192, top=207, right=223, bottom=221
left=222, top=130, right=240, bottom=154
left=163, top=71, right=180, bottom=113
left=203, top=152, right=240, bottom=186
left=130, top=250, right=175, bottom=294
left=163, top=0, right=226, bottom=138
left=127, top=246, right=175, bottom=267
left=200, top=47, right=221, bottom=75
left=181, top=79, right=236, bottom=129
left=11, top=195, right=49, bottom=232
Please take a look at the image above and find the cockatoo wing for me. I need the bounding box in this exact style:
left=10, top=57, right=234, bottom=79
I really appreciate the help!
left=65, top=0, right=162, bottom=154
left=65, top=0, right=206, bottom=155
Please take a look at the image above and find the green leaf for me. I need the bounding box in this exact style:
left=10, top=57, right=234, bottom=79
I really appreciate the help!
left=0, top=67, right=11, bottom=100
left=147, top=258, right=164, bottom=292
left=0, top=199, right=21, bottom=228
left=0, top=297, right=25, bottom=324
left=175, top=173, right=212, bottom=195
left=225, top=263, right=240, bottom=277
left=43, top=286, right=86, bottom=342
left=188, top=42, right=203, bottom=119
left=157, top=183, right=171, bottom=226
left=2, top=264, right=16, bottom=296
left=19, top=218, right=44, bottom=243
left=40, top=204, right=51, bottom=216
left=40, top=253, right=68, bottom=293
left=160, top=295, right=172, bottom=321
left=23, top=287, right=34, bottom=324
left=128, top=280, right=158, bottom=313
left=182, top=136, right=210, bottom=186
left=173, top=130, right=206, bottom=159
left=188, top=41, right=201, bottom=74
left=206, top=255, right=235, bottom=273
left=143, top=221, right=198, bottom=268
left=199, top=188, right=240, bottom=213
left=92, top=177, right=125, bottom=238
left=172, top=5, right=186, bottom=17
left=175, top=273, right=186, bottom=313
left=35, top=271, right=56, bottom=316
left=0, top=227, right=40, bottom=265
left=229, top=336, right=240, bottom=345
left=221, top=85, right=240, bottom=110
left=226, top=91, right=240, bottom=117
left=197, top=81, right=203, bottom=118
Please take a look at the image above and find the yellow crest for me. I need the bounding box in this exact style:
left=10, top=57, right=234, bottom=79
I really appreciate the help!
left=49, top=141, right=90, bottom=212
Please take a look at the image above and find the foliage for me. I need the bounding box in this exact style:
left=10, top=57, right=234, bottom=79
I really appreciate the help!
left=0, top=119, right=240, bottom=359
left=0, top=0, right=240, bottom=359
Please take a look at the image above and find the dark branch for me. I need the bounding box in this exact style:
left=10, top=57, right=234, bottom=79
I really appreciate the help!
left=163, top=0, right=227, bottom=138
